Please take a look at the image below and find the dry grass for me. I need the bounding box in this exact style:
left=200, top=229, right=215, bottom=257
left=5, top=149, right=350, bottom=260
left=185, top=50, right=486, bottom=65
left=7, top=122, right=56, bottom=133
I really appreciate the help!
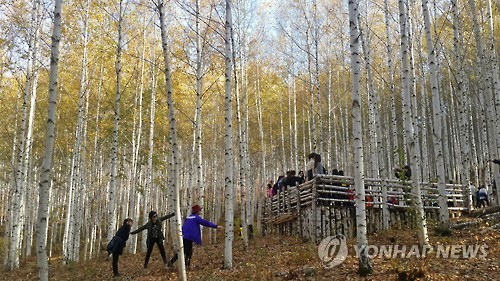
left=1, top=219, right=499, bottom=280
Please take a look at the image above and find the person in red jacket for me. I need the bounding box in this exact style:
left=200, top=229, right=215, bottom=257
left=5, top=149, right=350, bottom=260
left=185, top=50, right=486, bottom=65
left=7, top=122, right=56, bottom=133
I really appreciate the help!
left=168, top=205, right=221, bottom=268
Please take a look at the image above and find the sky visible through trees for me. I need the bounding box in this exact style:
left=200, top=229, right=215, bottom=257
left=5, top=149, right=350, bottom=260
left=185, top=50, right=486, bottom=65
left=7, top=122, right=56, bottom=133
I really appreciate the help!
left=0, top=0, right=498, bottom=278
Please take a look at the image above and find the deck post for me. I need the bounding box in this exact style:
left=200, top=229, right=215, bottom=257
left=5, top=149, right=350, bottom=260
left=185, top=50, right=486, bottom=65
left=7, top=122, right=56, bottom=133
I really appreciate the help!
left=381, top=179, right=390, bottom=230
left=277, top=191, right=281, bottom=214
left=312, top=178, right=319, bottom=243
left=295, top=187, right=302, bottom=237
left=286, top=187, right=291, bottom=213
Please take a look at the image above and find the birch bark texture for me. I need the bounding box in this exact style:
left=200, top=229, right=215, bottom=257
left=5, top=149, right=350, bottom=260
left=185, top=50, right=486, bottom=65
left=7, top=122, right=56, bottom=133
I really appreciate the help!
left=108, top=0, right=126, bottom=244
left=348, top=0, right=372, bottom=275
left=155, top=0, right=187, bottom=279
left=8, top=0, right=42, bottom=269
left=224, top=0, right=235, bottom=270
left=36, top=0, right=63, bottom=279
left=420, top=0, right=449, bottom=225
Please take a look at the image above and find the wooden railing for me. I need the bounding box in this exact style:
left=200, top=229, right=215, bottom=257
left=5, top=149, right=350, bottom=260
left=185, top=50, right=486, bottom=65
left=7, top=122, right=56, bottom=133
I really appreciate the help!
left=265, top=175, right=468, bottom=222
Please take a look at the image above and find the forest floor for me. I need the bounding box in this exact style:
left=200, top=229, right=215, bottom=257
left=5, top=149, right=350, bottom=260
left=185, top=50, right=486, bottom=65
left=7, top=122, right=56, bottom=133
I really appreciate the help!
left=1, top=215, right=499, bottom=281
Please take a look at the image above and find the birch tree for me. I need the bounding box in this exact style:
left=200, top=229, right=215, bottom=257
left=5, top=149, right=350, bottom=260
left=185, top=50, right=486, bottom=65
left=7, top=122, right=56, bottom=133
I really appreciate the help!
left=155, top=0, right=186, bottom=279
left=63, top=0, right=91, bottom=263
left=395, top=0, right=430, bottom=244
left=232, top=11, right=249, bottom=249
left=224, top=0, right=235, bottom=269
left=141, top=47, right=156, bottom=253
left=348, top=0, right=372, bottom=274
left=421, top=0, right=449, bottom=225
left=255, top=68, right=266, bottom=187
left=467, top=0, right=497, bottom=194
left=21, top=0, right=43, bottom=258
left=128, top=6, right=149, bottom=253
left=107, top=0, right=126, bottom=243
left=451, top=0, right=472, bottom=210
left=382, top=0, right=399, bottom=171
left=193, top=0, right=206, bottom=215
left=8, top=0, right=41, bottom=269
left=36, top=0, right=63, bottom=279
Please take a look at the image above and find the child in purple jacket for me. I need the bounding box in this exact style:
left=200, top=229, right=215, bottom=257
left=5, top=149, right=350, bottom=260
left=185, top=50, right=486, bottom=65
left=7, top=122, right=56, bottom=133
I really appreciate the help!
left=168, top=204, right=221, bottom=268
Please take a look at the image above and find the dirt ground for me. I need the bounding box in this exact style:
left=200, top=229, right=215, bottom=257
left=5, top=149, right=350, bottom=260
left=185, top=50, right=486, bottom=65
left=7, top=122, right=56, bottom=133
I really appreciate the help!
left=1, top=217, right=499, bottom=280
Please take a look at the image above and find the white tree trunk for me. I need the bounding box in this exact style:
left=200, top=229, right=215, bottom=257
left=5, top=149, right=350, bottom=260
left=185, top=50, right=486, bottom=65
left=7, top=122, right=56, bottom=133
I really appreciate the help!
left=397, top=0, right=430, bottom=244
left=156, top=1, right=186, bottom=279
left=8, top=0, right=41, bottom=269
left=144, top=40, right=158, bottom=252
left=421, top=0, right=449, bottom=225
left=194, top=0, right=205, bottom=214
left=36, top=0, right=62, bottom=279
left=129, top=13, right=147, bottom=254
left=224, top=0, right=235, bottom=269
left=348, top=0, right=372, bottom=274
left=452, top=0, right=473, bottom=210
left=232, top=24, right=248, bottom=249
left=22, top=0, right=43, bottom=257
left=383, top=0, right=399, bottom=169
left=485, top=0, right=500, bottom=205
left=108, top=0, right=125, bottom=243
left=467, top=0, right=496, bottom=196
left=256, top=69, right=267, bottom=185
left=63, top=0, right=90, bottom=262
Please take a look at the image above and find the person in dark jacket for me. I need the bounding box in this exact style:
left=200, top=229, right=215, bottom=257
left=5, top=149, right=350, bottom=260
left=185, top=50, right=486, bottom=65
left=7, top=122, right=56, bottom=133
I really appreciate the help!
left=107, top=218, right=133, bottom=277
left=168, top=204, right=220, bottom=268
left=281, top=170, right=304, bottom=188
left=131, top=211, right=175, bottom=268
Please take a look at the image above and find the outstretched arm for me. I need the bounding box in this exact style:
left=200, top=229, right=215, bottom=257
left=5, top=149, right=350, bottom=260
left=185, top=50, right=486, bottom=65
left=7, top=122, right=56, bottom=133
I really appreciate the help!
left=130, top=223, right=147, bottom=235
left=159, top=212, right=175, bottom=221
left=196, top=216, right=218, bottom=228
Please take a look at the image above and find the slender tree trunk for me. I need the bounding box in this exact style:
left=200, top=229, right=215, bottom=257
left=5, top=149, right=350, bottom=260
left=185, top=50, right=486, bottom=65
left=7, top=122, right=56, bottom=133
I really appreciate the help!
left=64, top=0, right=90, bottom=262
left=421, top=0, right=449, bottom=225
left=232, top=27, right=248, bottom=250
left=22, top=0, right=43, bottom=257
left=485, top=0, right=500, bottom=204
left=467, top=0, right=495, bottom=193
left=224, top=0, right=235, bottom=269
left=384, top=0, right=399, bottom=169
left=398, top=0, right=430, bottom=244
left=36, top=0, right=62, bottom=279
left=144, top=41, right=158, bottom=252
left=486, top=0, right=499, bottom=120
left=452, top=0, right=473, bottom=210
left=398, top=0, right=411, bottom=165
left=256, top=69, right=266, bottom=185
left=9, top=0, right=41, bottom=269
left=280, top=106, right=286, bottom=171
left=348, top=0, right=372, bottom=275
left=194, top=0, right=205, bottom=213
left=156, top=1, right=186, bottom=279
left=108, top=0, right=126, bottom=243
left=358, top=11, right=380, bottom=178
left=129, top=14, right=147, bottom=254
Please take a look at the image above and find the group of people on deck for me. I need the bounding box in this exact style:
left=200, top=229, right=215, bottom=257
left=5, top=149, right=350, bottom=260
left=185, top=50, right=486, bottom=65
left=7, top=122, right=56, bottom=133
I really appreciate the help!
left=267, top=152, right=347, bottom=197
left=106, top=204, right=221, bottom=277
left=267, top=170, right=305, bottom=197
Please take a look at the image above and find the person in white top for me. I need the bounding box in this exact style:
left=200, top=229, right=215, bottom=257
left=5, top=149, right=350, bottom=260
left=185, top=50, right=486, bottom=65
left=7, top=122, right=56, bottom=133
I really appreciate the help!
left=306, top=153, right=316, bottom=181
